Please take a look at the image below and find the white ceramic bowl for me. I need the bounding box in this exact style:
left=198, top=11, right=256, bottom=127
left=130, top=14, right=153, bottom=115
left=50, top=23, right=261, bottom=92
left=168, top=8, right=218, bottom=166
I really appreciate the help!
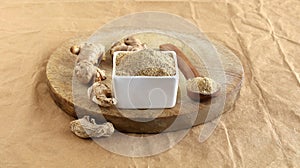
left=112, top=51, right=179, bottom=109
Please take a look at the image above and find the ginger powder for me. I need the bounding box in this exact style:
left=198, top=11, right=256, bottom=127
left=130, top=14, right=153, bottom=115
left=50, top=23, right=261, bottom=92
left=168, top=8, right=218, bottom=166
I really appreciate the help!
left=187, top=77, right=219, bottom=95
left=115, top=49, right=176, bottom=76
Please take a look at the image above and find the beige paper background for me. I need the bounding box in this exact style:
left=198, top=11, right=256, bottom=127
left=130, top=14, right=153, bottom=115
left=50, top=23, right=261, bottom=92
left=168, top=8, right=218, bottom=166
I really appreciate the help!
left=0, top=0, right=299, bottom=167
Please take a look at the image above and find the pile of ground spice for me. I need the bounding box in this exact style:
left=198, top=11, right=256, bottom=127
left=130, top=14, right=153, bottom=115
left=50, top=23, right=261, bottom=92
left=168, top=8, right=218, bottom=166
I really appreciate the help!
left=186, top=77, right=219, bottom=95
left=115, top=49, right=176, bottom=76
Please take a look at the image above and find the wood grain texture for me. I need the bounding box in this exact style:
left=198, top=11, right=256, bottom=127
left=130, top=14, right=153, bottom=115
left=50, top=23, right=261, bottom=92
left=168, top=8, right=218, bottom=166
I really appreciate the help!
left=46, top=33, right=244, bottom=133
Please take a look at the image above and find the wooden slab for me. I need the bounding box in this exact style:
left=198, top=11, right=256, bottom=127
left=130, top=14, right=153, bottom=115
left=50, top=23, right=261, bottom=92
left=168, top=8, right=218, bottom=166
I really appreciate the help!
left=46, top=33, right=244, bottom=133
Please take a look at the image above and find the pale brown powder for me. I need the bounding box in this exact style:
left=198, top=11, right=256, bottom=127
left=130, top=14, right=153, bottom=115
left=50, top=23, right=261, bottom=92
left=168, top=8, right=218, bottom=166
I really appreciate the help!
left=187, top=77, right=219, bottom=94
left=115, top=49, right=176, bottom=76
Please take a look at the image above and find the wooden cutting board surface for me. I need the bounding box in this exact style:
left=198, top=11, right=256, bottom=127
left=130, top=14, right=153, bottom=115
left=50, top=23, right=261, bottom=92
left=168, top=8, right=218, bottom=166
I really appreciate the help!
left=46, top=33, right=244, bottom=133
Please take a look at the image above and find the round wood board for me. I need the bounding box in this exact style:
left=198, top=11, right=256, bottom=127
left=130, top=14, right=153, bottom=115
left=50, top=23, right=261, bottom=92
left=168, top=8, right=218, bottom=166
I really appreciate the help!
left=46, top=33, right=244, bottom=133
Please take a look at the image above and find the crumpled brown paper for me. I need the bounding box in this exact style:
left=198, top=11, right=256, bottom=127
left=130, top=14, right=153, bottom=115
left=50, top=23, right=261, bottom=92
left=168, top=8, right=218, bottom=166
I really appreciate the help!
left=0, top=0, right=299, bottom=167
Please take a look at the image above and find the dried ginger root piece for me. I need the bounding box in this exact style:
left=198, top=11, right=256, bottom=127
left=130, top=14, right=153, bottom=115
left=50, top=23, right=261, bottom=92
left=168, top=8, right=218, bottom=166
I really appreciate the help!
left=70, top=116, right=114, bottom=139
left=111, top=45, right=129, bottom=53
left=74, top=60, right=96, bottom=84
left=94, top=68, right=107, bottom=83
left=73, top=42, right=105, bottom=84
left=76, top=42, right=104, bottom=65
left=70, top=42, right=116, bottom=107
left=87, top=82, right=117, bottom=107
left=110, top=36, right=147, bottom=56
left=124, top=36, right=141, bottom=45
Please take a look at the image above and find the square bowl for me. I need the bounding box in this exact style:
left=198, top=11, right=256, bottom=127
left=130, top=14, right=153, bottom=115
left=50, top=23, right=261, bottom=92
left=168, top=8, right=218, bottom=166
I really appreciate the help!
left=112, top=50, right=179, bottom=109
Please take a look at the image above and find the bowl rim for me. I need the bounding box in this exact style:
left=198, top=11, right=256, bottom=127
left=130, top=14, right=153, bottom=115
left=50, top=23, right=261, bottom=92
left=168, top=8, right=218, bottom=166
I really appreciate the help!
left=112, top=50, right=179, bottom=79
